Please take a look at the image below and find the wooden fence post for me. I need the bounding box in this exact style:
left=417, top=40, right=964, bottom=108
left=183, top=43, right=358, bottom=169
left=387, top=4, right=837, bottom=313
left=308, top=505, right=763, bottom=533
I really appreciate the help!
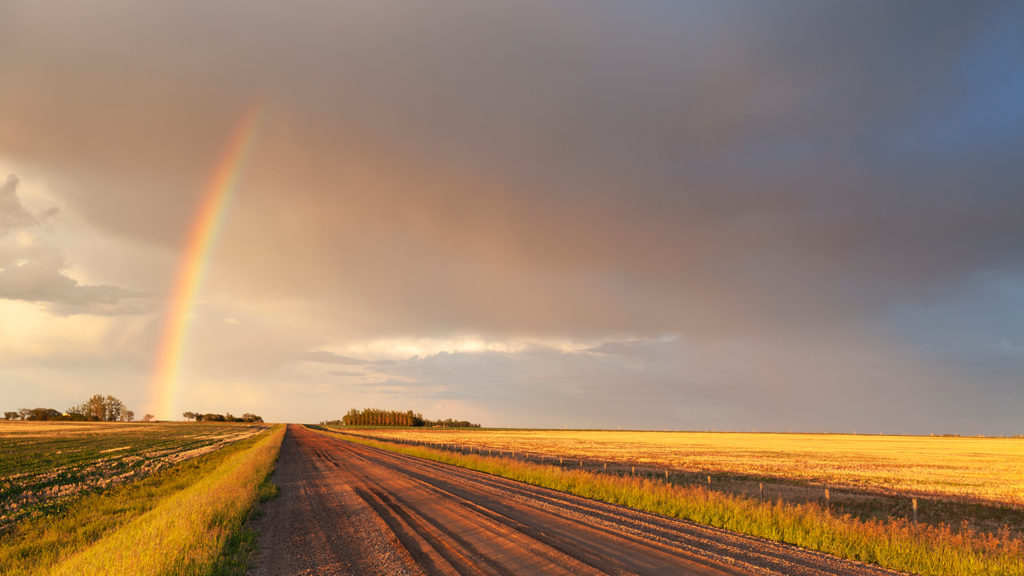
left=912, top=498, right=918, bottom=524
left=759, top=482, right=764, bottom=500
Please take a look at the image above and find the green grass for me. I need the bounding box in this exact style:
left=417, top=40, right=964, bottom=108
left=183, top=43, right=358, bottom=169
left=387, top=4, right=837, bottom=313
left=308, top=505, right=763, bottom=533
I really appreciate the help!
left=0, top=424, right=284, bottom=576
left=0, top=421, right=270, bottom=531
left=318, top=426, right=1024, bottom=576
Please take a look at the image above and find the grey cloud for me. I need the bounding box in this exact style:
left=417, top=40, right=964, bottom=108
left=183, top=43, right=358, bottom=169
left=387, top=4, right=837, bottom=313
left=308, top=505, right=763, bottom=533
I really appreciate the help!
left=335, top=336, right=1011, bottom=433
left=335, top=344, right=708, bottom=427
left=302, top=350, right=396, bottom=366
left=0, top=254, right=147, bottom=315
left=302, top=350, right=368, bottom=365
left=0, top=175, right=38, bottom=234
left=1, top=2, right=1021, bottom=431
left=325, top=370, right=370, bottom=378
left=0, top=175, right=148, bottom=315
left=585, top=340, right=678, bottom=359
left=2, top=3, right=1019, bottom=334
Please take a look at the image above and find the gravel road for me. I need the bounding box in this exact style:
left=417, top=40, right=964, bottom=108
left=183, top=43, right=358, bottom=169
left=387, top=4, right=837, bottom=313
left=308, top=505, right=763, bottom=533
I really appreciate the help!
left=248, top=425, right=907, bottom=576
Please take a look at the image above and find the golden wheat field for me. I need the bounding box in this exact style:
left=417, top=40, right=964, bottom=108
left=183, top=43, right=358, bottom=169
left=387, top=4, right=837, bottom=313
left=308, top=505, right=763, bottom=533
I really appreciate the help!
left=361, top=429, right=1024, bottom=506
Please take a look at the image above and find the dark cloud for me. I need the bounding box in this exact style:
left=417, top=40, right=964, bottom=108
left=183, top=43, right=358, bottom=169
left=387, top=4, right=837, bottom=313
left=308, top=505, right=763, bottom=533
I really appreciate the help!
left=0, top=2, right=1021, bottom=430
left=2, top=4, right=1019, bottom=326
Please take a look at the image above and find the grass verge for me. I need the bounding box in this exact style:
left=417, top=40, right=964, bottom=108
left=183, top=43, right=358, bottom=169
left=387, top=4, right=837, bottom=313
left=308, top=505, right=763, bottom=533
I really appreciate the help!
left=318, top=427, right=1023, bottom=576
left=0, top=424, right=285, bottom=576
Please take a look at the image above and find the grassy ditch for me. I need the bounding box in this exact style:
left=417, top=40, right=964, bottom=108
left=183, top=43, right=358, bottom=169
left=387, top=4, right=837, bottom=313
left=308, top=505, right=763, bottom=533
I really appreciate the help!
left=319, top=427, right=1023, bottom=576
left=0, top=424, right=285, bottom=576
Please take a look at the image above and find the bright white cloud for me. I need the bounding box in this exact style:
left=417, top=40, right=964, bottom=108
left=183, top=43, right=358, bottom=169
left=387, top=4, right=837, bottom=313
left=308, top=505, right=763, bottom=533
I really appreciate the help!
left=328, top=335, right=607, bottom=361
left=0, top=300, right=151, bottom=363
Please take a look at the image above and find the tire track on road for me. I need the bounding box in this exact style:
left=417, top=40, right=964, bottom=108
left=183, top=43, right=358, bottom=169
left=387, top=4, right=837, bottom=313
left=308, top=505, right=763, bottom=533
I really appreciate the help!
left=327, top=434, right=904, bottom=576
left=250, top=425, right=908, bottom=576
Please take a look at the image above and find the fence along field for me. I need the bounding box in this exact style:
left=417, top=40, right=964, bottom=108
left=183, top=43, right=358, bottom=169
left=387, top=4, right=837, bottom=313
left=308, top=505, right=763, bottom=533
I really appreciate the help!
left=0, top=420, right=269, bottom=533
left=345, top=428, right=1024, bottom=507
left=325, top=427, right=1024, bottom=576
left=340, top=427, right=1024, bottom=538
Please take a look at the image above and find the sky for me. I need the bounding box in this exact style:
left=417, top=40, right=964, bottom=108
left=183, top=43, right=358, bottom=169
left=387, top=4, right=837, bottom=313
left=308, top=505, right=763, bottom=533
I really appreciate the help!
left=1, top=1, right=1022, bottom=433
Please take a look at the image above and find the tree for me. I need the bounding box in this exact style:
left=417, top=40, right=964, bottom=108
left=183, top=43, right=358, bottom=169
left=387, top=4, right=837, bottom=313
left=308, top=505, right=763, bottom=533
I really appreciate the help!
left=4, top=411, right=19, bottom=420
left=181, top=410, right=261, bottom=423
left=75, top=394, right=107, bottom=421
left=143, top=413, right=155, bottom=422
left=27, top=408, right=62, bottom=421
left=338, top=408, right=456, bottom=428
left=104, top=395, right=124, bottom=422
left=67, top=394, right=132, bottom=422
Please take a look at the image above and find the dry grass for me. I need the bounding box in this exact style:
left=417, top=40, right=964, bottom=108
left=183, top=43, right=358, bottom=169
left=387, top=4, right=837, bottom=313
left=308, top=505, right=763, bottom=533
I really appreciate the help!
left=325, top=428, right=1024, bottom=576
left=349, top=428, right=1024, bottom=507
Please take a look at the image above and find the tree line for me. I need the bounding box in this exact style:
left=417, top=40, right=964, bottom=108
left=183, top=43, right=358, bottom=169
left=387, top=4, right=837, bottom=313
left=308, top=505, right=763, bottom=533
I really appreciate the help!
left=328, top=408, right=480, bottom=428
left=181, top=411, right=264, bottom=423
left=4, top=394, right=154, bottom=422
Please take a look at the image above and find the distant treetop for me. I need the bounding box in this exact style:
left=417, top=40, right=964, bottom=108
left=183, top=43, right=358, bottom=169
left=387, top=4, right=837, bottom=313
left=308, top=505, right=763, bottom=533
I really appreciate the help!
left=4, top=394, right=135, bottom=422
left=327, top=408, right=480, bottom=428
left=182, top=411, right=264, bottom=423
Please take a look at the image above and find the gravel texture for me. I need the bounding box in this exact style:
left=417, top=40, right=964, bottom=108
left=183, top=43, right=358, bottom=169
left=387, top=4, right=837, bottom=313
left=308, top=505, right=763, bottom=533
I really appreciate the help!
left=249, top=425, right=909, bottom=576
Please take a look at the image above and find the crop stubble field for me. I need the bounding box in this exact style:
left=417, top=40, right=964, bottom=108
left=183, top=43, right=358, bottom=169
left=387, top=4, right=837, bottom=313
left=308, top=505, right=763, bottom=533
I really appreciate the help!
left=251, top=424, right=936, bottom=576
left=345, top=427, right=1024, bottom=540
left=351, top=428, right=1024, bottom=508
left=0, top=421, right=270, bottom=533
left=3, top=421, right=1021, bottom=576
left=328, top=427, right=1024, bottom=576
left=0, top=421, right=283, bottom=576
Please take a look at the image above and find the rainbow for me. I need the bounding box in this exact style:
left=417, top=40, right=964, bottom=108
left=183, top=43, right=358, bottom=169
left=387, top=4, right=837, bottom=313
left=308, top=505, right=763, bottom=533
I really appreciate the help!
left=150, top=107, right=261, bottom=420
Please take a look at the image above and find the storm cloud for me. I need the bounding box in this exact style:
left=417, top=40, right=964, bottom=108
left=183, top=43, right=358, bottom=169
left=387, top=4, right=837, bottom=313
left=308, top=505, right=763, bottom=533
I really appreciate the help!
left=0, top=1, right=1021, bottom=431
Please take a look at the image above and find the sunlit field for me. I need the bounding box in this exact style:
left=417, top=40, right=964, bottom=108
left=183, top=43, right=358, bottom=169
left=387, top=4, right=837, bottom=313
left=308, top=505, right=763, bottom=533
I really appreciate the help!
left=0, top=421, right=270, bottom=533
left=0, top=423, right=283, bottom=576
left=342, top=428, right=1024, bottom=507
left=326, top=427, right=1024, bottom=576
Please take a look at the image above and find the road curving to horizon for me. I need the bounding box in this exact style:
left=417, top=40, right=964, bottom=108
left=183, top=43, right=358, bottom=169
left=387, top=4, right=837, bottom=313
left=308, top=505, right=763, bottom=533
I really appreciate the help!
left=248, top=424, right=906, bottom=576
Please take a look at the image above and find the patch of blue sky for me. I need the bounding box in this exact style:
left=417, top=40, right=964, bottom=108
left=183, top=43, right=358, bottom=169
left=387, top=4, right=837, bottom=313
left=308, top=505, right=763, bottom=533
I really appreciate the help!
left=875, top=4, right=1024, bottom=163
left=890, top=270, right=1024, bottom=359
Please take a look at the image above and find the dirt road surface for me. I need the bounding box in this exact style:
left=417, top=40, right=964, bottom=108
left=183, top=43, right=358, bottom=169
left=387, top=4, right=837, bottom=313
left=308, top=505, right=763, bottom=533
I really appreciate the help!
left=248, top=425, right=905, bottom=576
